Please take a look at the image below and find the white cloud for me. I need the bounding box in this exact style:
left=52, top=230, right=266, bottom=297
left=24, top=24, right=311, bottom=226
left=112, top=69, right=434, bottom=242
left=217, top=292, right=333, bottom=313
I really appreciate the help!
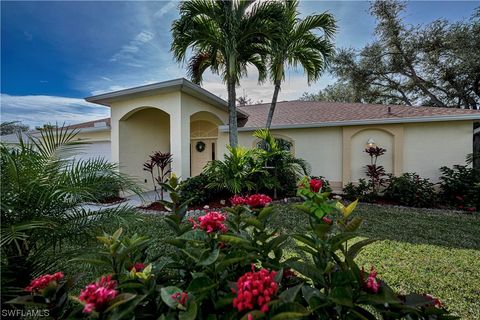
left=0, top=94, right=110, bottom=128
left=110, top=30, right=155, bottom=63
left=154, top=0, right=178, bottom=18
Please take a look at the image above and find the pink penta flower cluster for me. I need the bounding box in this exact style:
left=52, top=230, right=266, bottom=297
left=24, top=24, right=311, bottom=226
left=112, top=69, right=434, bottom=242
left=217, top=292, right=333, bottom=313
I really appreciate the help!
left=230, top=194, right=273, bottom=208
left=309, top=178, right=323, bottom=193
left=361, top=267, right=381, bottom=294
left=171, top=292, right=189, bottom=306
left=322, top=216, right=333, bottom=225
left=189, top=211, right=228, bottom=234
left=79, top=275, right=118, bottom=314
left=128, top=262, right=146, bottom=272
left=25, top=272, right=64, bottom=293
left=232, top=266, right=278, bottom=314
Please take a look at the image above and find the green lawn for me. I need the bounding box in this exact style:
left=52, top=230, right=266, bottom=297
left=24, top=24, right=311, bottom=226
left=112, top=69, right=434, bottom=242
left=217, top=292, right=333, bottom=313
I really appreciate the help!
left=270, top=203, right=480, bottom=319
left=65, top=204, right=480, bottom=319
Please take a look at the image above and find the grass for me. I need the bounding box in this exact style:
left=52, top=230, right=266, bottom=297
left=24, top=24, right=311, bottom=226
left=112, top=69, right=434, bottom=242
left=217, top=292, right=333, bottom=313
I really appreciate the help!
left=270, top=203, right=480, bottom=319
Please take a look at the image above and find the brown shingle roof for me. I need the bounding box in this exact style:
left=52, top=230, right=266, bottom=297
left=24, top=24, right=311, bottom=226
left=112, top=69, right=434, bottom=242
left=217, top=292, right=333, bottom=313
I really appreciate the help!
left=66, top=118, right=111, bottom=129
left=239, top=101, right=480, bottom=127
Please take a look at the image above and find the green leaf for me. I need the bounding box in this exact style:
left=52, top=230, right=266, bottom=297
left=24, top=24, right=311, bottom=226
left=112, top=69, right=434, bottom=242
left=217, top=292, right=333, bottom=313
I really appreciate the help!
left=279, top=283, right=303, bottom=303
left=242, top=217, right=263, bottom=229
left=346, top=238, right=379, bottom=259
left=187, top=276, right=216, bottom=294
left=287, top=261, right=324, bottom=284
left=198, top=248, right=220, bottom=266
left=218, top=234, right=251, bottom=246
left=345, top=217, right=363, bottom=232
left=292, top=234, right=316, bottom=248
left=258, top=206, right=275, bottom=222
left=104, top=293, right=137, bottom=312
left=270, top=312, right=309, bottom=320
left=179, top=301, right=198, bottom=320
left=160, top=286, right=182, bottom=309
left=178, top=229, right=208, bottom=242
left=329, top=287, right=353, bottom=307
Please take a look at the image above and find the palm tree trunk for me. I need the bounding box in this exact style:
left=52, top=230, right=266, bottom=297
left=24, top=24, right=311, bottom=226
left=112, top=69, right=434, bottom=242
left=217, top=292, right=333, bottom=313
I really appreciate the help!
left=266, top=80, right=281, bottom=129
left=227, top=78, right=238, bottom=147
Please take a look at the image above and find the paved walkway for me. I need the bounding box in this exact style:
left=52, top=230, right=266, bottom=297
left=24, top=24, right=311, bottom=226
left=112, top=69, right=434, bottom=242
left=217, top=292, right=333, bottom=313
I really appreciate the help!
left=82, top=190, right=170, bottom=211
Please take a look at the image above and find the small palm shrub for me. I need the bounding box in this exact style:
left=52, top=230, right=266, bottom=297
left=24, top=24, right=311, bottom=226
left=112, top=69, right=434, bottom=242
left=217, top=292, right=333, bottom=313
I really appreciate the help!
left=0, top=126, right=139, bottom=302
left=179, top=173, right=226, bottom=206
left=383, top=173, right=438, bottom=208
left=7, top=177, right=454, bottom=319
left=439, top=165, right=480, bottom=211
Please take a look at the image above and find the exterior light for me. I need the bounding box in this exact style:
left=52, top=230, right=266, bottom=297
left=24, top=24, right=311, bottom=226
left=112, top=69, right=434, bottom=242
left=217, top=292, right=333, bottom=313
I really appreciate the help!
left=366, top=138, right=376, bottom=148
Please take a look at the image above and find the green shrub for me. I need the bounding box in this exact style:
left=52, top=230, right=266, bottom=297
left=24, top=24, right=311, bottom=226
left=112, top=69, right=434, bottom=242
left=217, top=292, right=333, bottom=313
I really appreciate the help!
left=343, top=179, right=375, bottom=202
left=8, top=178, right=455, bottom=319
left=439, top=165, right=480, bottom=210
left=179, top=173, right=226, bottom=206
left=383, top=173, right=437, bottom=208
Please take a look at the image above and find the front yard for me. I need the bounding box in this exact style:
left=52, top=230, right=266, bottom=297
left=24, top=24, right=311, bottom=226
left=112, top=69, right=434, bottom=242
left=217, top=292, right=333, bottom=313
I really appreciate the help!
left=119, top=204, right=480, bottom=319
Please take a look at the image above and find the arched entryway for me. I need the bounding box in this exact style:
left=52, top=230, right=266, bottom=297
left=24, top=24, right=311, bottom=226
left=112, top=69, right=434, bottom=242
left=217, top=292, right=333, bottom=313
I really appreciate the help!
left=119, top=107, right=170, bottom=186
left=190, top=111, right=222, bottom=176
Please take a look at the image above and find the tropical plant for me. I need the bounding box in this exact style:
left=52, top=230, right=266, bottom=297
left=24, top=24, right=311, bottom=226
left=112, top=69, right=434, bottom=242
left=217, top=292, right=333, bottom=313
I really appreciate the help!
left=439, top=164, right=480, bottom=211
left=143, top=151, right=173, bottom=200
left=254, top=129, right=311, bottom=198
left=7, top=178, right=455, bottom=319
left=0, top=121, right=29, bottom=135
left=179, top=173, right=226, bottom=207
left=265, top=0, right=336, bottom=128
left=171, top=0, right=283, bottom=146
left=365, top=146, right=387, bottom=195
left=204, top=145, right=266, bottom=194
left=0, top=126, right=140, bottom=301
left=342, top=179, right=374, bottom=202
left=383, top=173, right=437, bottom=207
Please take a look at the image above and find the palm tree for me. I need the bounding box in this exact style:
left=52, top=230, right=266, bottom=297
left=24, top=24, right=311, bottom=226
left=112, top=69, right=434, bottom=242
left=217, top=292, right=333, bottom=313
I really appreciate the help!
left=171, top=0, right=283, bottom=146
left=265, top=0, right=336, bottom=129
left=0, top=126, right=140, bottom=297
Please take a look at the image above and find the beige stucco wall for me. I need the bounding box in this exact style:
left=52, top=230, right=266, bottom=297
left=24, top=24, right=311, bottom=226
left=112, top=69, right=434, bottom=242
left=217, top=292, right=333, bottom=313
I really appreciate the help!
left=403, top=121, right=472, bottom=181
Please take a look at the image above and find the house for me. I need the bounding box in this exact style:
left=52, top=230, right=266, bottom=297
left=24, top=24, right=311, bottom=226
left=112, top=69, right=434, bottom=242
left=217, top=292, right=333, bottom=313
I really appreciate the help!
left=0, top=118, right=111, bottom=162
left=83, top=78, right=480, bottom=191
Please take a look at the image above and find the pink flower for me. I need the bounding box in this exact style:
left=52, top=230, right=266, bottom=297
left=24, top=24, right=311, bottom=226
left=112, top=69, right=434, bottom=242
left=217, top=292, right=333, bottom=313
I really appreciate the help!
left=361, top=267, right=381, bottom=294
left=232, top=265, right=278, bottom=314
left=25, top=272, right=64, bottom=293
left=171, top=292, right=189, bottom=306
left=467, top=207, right=476, bottom=213
left=309, top=179, right=323, bottom=193
left=322, top=216, right=333, bottom=225
left=128, top=262, right=146, bottom=272
left=189, top=211, right=228, bottom=233
left=423, top=294, right=443, bottom=308
left=79, top=275, right=118, bottom=314
left=230, top=195, right=246, bottom=206
left=244, top=194, right=272, bottom=208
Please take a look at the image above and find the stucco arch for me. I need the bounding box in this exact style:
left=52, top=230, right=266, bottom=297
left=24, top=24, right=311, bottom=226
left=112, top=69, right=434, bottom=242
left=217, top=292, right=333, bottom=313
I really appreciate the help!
left=342, top=124, right=404, bottom=186
left=119, top=105, right=171, bottom=121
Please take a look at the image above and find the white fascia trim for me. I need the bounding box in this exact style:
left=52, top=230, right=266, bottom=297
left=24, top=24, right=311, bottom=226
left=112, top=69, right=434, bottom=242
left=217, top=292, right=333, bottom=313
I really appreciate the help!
left=218, top=114, right=480, bottom=132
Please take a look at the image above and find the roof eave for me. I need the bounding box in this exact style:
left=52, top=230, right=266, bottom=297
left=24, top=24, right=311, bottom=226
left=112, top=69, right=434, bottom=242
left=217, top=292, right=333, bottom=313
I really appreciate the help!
left=218, top=114, right=480, bottom=132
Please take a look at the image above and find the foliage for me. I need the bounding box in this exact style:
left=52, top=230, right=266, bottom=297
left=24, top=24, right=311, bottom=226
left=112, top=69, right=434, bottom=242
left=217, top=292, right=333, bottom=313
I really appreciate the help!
left=439, top=165, right=480, bottom=211
left=0, top=121, right=29, bottom=135
left=179, top=173, right=226, bottom=207
left=265, top=0, right=336, bottom=128
left=171, top=0, right=284, bottom=146
left=143, top=151, right=173, bottom=201
left=300, top=82, right=357, bottom=103
left=0, top=126, right=139, bottom=302
left=204, top=145, right=266, bottom=194
left=343, top=179, right=375, bottom=202
left=254, top=129, right=311, bottom=198
left=7, top=178, right=457, bottom=319
left=302, top=0, right=480, bottom=109
left=365, top=146, right=387, bottom=194
left=383, top=173, right=437, bottom=207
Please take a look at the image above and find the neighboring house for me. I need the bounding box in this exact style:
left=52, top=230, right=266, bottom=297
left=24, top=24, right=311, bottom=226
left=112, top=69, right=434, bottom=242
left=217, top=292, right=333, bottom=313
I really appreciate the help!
left=84, top=78, right=480, bottom=192
left=0, top=118, right=111, bottom=162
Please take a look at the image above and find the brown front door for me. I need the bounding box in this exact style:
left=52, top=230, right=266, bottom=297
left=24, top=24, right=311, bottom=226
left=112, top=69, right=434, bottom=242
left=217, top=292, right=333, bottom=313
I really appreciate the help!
left=191, top=139, right=216, bottom=176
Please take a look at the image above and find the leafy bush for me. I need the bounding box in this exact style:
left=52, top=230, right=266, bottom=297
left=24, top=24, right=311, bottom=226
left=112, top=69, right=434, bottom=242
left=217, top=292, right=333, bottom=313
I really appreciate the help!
left=439, top=165, right=480, bottom=211
left=383, top=173, right=438, bottom=208
left=343, top=179, right=375, bottom=202
left=0, top=126, right=139, bottom=301
left=7, top=178, right=454, bottom=319
left=179, top=173, right=227, bottom=206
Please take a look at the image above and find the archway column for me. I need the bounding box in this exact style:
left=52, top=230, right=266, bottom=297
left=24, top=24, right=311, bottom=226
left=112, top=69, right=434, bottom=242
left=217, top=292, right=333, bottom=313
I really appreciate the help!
left=170, top=108, right=191, bottom=179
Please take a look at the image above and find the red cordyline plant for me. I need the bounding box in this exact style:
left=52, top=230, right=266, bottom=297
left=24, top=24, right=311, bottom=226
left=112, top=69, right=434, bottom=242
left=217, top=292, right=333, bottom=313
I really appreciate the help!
left=143, top=151, right=172, bottom=200
left=365, top=146, right=387, bottom=194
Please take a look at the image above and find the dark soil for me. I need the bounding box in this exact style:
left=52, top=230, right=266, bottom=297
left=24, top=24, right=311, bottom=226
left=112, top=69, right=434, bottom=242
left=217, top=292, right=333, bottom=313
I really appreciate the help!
left=98, top=196, right=125, bottom=204
left=139, top=202, right=168, bottom=212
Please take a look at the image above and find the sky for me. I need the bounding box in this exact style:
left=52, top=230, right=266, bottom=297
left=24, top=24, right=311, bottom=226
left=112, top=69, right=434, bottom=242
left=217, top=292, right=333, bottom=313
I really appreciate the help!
left=1, top=0, right=478, bottom=128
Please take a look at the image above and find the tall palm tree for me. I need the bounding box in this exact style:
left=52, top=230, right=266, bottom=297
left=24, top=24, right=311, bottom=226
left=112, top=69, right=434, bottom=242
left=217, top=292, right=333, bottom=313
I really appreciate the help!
left=171, top=0, right=283, bottom=146
left=265, top=0, right=336, bottom=129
